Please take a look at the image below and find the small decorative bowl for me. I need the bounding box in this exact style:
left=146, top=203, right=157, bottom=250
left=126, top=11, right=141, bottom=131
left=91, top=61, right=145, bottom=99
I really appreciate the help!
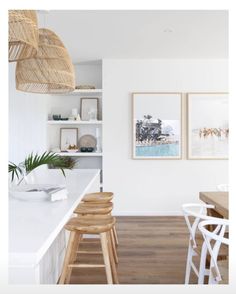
left=80, top=147, right=88, bottom=152
left=52, top=114, right=61, bottom=120
left=87, top=147, right=94, bottom=152
left=66, top=149, right=79, bottom=153
left=80, top=147, right=94, bottom=152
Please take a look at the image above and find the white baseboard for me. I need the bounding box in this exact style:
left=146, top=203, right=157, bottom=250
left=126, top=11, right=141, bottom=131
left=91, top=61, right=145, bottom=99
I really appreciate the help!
left=112, top=211, right=183, bottom=216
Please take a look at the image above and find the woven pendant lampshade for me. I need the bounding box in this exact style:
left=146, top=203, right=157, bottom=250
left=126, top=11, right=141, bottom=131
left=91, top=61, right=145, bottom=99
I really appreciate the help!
left=15, top=28, right=75, bottom=94
left=9, top=10, right=39, bottom=62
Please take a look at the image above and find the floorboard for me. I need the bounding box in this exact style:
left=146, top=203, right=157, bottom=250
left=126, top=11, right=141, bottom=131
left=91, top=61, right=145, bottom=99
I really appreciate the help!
left=69, top=216, right=198, bottom=284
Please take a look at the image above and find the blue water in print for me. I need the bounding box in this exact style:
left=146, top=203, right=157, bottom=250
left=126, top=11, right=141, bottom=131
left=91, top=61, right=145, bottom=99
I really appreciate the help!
left=136, top=143, right=179, bottom=157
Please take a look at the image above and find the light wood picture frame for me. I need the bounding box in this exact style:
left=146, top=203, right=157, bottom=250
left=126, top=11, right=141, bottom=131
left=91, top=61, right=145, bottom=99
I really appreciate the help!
left=132, top=92, right=182, bottom=159
left=60, top=128, right=78, bottom=151
left=187, top=92, right=228, bottom=159
left=80, top=98, right=99, bottom=121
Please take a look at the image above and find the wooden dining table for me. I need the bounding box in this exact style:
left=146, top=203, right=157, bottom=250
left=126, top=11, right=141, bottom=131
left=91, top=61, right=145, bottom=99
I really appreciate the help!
left=199, top=191, right=229, bottom=219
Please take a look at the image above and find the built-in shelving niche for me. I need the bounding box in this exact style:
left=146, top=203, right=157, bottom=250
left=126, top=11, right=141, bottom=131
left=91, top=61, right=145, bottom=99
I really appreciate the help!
left=46, top=61, right=103, bottom=190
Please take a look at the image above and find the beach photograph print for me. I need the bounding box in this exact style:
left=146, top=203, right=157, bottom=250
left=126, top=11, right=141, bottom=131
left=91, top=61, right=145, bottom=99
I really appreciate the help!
left=133, top=93, right=182, bottom=159
left=187, top=93, right=228, bottom=159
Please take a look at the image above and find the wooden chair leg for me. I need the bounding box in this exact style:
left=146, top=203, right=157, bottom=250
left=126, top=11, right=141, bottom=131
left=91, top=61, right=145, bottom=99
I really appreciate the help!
left=65, top=233, right=82, bottom=284
left=59, top=231, right=76, bottom=284
left=112, top=226, right=119, bottom=246
left=110, top=228, right=118, bottom=264
left=107, top=231, right=119, bottom=284
left=100, top=232, right=113, bottom=284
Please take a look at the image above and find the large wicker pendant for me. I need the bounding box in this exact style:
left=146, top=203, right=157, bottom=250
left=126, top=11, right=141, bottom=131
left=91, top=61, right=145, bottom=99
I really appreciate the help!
left=15, top=28, right=75, bottom=94
left=9, top=10, right=39, bottom=62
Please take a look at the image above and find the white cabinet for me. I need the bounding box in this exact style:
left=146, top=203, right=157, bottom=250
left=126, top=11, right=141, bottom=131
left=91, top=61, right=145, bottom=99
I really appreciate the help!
left=9, top=169, right=100, bottom=284
left=39, top=229, right=66, bottom=284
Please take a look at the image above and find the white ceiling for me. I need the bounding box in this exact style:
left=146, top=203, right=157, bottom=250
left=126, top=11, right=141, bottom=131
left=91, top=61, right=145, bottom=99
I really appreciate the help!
left=38, top=10, right=228, bottom=63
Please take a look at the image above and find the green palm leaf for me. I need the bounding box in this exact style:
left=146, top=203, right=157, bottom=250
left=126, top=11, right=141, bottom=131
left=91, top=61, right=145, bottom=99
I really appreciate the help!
left=9, top=151, right=74, bottom=183
left=8, top=162, right=23, bottom=182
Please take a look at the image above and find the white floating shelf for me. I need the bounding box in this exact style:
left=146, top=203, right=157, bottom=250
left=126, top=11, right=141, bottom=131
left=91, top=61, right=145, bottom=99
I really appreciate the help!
left=54, top=89, right=103, bottom=96
left=47, top=120, right=103, bottom=125
left=73, top=89, right=102, bottom=93
left=56, top=152, right=103, bottom=157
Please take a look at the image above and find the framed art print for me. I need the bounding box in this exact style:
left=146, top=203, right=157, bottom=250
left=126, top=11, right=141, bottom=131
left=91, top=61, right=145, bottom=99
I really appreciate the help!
left=60, top=128, right=78, bottom=151
left=80, top=98, right=99, bottom=121
left=132, top=93, right=182, bottom=159
left=187, top=93, right=228, bottom=159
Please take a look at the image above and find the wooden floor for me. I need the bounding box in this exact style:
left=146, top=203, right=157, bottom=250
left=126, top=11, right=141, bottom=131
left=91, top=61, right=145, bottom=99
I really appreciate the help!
left=70, top=216, right=198, bottom=284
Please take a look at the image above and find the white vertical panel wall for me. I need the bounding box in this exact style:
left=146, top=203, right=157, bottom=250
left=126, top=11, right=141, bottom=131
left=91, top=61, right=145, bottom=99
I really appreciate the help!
left=8, top=63, right=102, bottom=165
left=9, top=63, right=48, bottom=164
left=102, top=59, right=228, bottom=215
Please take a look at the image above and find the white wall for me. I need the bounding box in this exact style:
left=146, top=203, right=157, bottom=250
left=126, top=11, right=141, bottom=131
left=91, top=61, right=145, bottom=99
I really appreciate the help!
left=103, top=59, right=228, bottom=215
left=9, top=63, right=102, bottom=169
left=9, top=63, right=48, bottom=164
left=74, top=63, right=102, bottom=89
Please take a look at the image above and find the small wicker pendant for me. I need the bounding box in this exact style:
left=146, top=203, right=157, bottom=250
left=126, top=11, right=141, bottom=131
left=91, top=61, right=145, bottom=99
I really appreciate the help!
left=15, top=28, right=75, bottom=94
left=9, top=10, right=39, bottom=62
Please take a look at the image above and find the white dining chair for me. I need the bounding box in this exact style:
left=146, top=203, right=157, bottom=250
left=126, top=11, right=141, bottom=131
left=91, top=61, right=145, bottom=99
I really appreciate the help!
left=198, top=218, right=229, bottom=284
left=182, top=203, right=215, bottom=284
left=216, top=184, right=228, bottom=192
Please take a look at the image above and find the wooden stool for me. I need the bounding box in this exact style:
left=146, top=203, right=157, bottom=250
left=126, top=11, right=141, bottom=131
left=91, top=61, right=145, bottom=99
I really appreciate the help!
left=82, top=192, right=119, bottom=246
left=59, top=215, right=118, bottom=284
left=74, top=202, right=113, bottom=215
left=82, top=192, right=114, bottom=203
left=74, top=202, right=118, bottom=264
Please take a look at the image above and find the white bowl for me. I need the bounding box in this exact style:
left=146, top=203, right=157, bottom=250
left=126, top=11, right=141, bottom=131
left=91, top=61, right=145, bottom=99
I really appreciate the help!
left=66, top=149, right=79, bottom=153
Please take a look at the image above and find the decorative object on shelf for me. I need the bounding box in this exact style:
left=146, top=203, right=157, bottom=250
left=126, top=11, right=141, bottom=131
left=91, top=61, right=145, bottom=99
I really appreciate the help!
left=132, top=92, right=182, bottom=159
left=79, top=134, right=97, bottom=150
left=52, top=115, right=68, bottom=121
left=187, top=93, right=228, bottom=159
left=66, top=144, right=79, bottom=152
left=76, top=114, right=81, bottom=121
left=95, top=127, right=102, bottom=152
left=71, top=108, right=78, bottom=120
left=9, top=10, right=39, bottom=62
left=75, top=85, right=96, bottom=89
left=15, top=28, right=75, bottom=94
left=80, top=98, right=99, bottom=121
left=52, top=114, right=61, bottom=120
left=8, top=151, right=71, bottom=185
left=60, top=128, right=78, bottom=151
left=80, top=147, right=94, bottom=152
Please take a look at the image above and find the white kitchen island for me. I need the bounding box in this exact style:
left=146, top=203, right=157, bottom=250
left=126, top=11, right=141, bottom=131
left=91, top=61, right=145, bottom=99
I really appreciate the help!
left=9, top=169, right=100, bottom=284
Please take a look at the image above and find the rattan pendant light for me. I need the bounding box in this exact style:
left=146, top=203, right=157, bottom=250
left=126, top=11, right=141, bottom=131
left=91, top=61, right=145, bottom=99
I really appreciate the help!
left=15, top=28, right=75, bottom=94
left=9, top=10, right=39, bottom=62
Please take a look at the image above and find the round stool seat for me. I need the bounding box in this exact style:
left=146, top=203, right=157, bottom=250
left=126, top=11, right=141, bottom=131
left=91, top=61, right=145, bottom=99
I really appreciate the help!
left=65, top=215, right=116, bottom=234
left=82, top=192, right=113, bottom=203
left=74, top=202, right=113, bottom=215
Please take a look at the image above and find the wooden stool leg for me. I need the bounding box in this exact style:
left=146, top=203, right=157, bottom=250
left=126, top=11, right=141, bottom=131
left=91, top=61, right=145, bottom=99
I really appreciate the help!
left=65, top=233, right=82, bottom=284
left=107, top=231, right=119, bottom=284
left=100, top=232, right=113, bottom=284
left=112, top=226, right=119, bottom=246
left=110, top=228, right=118, bottom=264
left=59, top=231, right=76, bottom=284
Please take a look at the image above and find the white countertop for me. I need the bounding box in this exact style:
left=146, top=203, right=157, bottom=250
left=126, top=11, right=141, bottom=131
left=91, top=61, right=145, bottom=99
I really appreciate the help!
left=9, top=169, right=100, bottom=267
